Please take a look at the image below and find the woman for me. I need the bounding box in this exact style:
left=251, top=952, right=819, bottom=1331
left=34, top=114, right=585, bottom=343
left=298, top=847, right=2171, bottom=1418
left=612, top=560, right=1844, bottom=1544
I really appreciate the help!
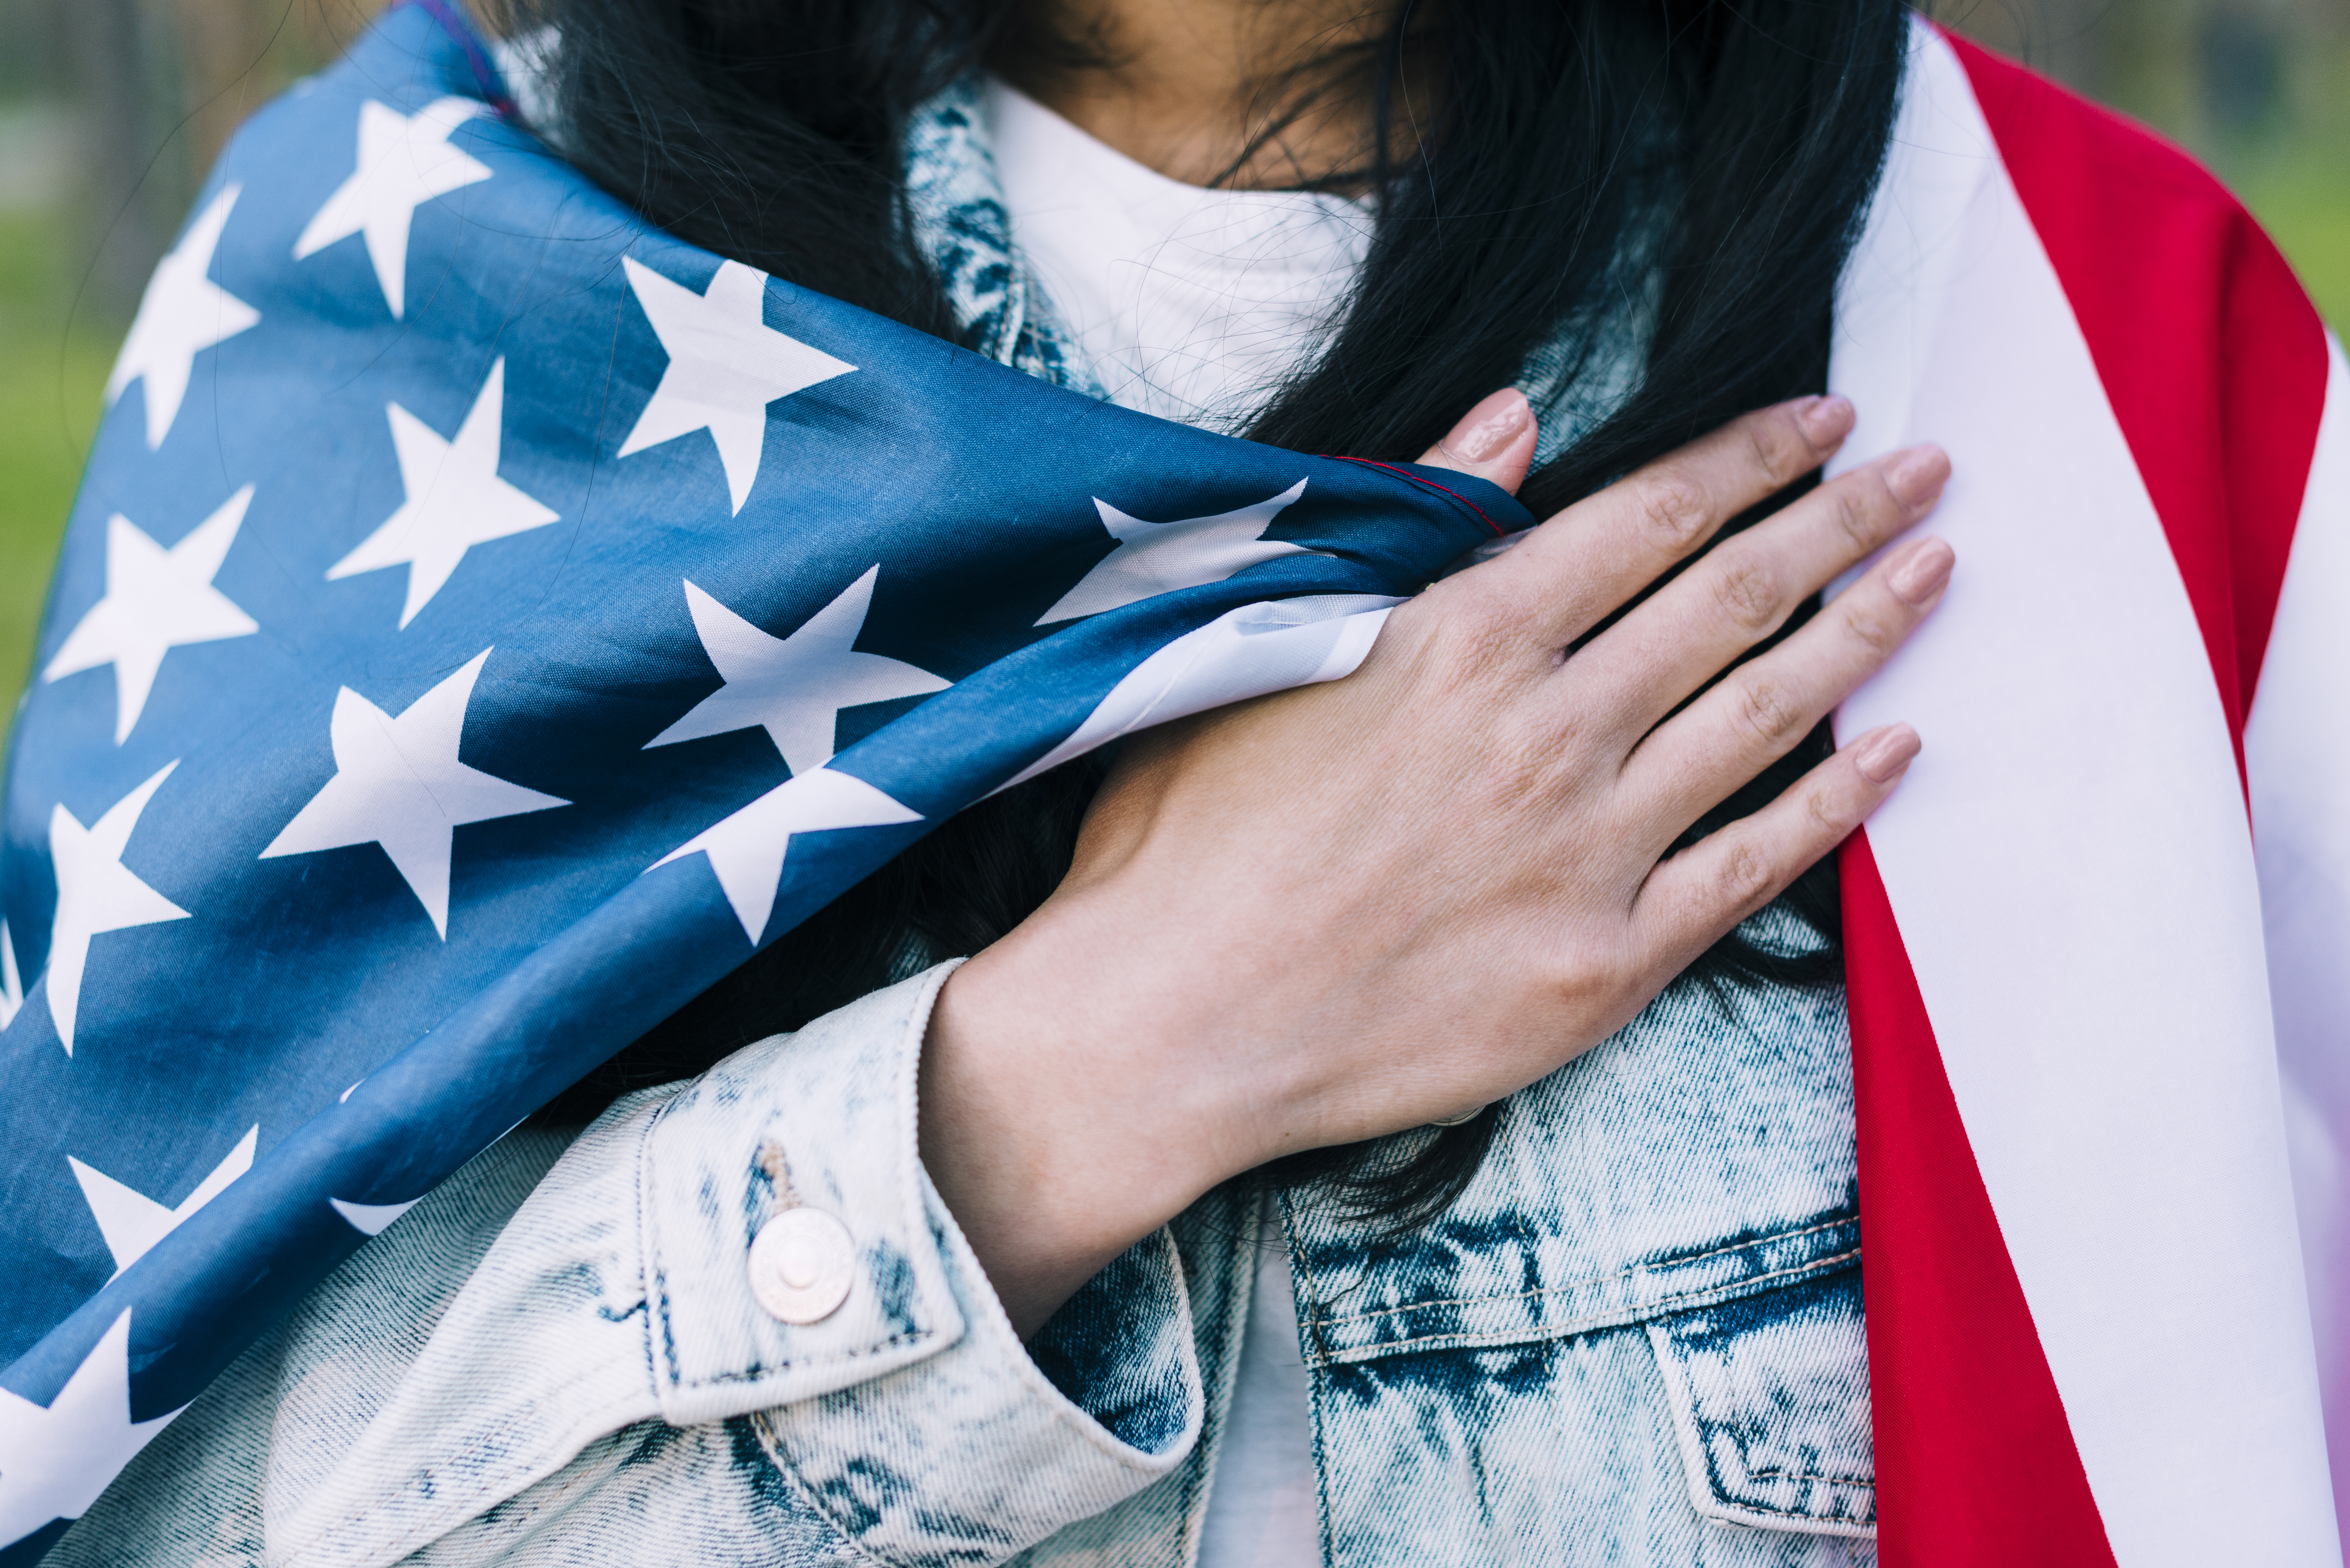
left=43, top=0, right=2341, bottom=1555
left=38, top=0, right=1938, bottom=1561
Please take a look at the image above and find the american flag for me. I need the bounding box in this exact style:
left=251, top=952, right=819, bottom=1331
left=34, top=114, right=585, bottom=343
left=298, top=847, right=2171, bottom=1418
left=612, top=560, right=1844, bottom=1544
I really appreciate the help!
left=0, top=6, right=1520, bottom=1553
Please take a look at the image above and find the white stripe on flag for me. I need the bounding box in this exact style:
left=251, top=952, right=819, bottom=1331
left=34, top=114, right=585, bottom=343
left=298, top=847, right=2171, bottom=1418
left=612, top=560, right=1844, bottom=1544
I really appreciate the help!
left=2248, top=335, right=2350, bottom=1490
left=995, top=594, right=1399, bottom=795
left=1829, top=27, right=2335, bottom=1563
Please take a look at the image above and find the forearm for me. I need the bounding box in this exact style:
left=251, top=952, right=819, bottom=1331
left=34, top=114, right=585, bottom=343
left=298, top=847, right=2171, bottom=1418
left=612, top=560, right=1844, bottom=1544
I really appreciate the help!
left=918, top=890, right=1253, bottom=1338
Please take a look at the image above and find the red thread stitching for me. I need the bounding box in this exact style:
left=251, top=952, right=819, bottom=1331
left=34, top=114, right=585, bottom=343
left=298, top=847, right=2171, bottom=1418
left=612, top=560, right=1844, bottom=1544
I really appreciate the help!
left=1320, top=455, right=1508, bottom=538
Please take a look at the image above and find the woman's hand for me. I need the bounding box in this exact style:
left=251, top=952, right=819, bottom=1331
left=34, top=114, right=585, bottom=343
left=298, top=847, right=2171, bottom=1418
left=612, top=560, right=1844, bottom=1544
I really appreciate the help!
left=921, top=390, right=1952, bottom=1335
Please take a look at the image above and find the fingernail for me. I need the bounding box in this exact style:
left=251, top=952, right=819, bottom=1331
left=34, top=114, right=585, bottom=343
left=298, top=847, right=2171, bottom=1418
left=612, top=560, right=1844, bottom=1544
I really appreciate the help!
left=1884, top=445, right=1949, bottom=509
left=1797, top=395, right=1853, bottom=445
left=1446, top=389, right=1532, bottom=464
left=1888, top=536, right=1954, bottom=605
left=1854, top=724, right=1920, bottom=784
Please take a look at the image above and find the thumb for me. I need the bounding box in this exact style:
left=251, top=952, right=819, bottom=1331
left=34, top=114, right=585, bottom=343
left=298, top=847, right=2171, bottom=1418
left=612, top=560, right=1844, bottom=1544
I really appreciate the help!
left=1417, top=388, right=1535, bottom=496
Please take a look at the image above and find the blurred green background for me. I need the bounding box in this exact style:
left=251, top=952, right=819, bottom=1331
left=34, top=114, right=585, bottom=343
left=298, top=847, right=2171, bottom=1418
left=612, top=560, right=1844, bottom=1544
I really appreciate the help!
left=0, top=0, right=2344, bottom=714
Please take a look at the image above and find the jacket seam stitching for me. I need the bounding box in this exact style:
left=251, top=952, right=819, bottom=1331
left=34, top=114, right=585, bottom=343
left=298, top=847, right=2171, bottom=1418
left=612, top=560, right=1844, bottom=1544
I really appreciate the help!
left=1306, top=1216, right=1856, bottom=1329
left=1743, top=1464, right=1876, bottom=1489
left=660, top=1328, right=950, bottom=1390
left=1700, top=1485, right=1879, bottom=1526
left=1308, top=1247, right=1860, bottom=1364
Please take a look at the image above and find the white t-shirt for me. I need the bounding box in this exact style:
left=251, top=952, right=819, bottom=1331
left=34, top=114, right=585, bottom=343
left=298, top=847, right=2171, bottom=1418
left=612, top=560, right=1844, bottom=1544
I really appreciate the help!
left=984, top=78, right=1373, bottom=432
left=985, top=78, right=1359, bottom=1568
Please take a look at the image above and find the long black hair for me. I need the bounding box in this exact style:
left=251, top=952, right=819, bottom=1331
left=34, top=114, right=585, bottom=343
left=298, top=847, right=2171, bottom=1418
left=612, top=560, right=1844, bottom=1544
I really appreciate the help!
left=519, top=0, right=1909, bottom=1226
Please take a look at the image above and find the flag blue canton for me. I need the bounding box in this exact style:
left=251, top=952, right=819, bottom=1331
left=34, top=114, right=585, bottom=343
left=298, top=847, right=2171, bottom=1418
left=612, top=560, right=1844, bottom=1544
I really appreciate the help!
left=0, top=4, right=1524, bottom=1552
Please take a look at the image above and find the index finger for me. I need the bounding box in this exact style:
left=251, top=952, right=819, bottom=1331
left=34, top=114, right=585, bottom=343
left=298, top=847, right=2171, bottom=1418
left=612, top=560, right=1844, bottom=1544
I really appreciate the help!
left=1455, top=396, right=1855, bottom=647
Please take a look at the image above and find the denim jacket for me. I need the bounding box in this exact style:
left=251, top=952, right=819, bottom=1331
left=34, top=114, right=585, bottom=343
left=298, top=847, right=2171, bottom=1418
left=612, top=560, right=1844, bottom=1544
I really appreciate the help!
left=53, top=80, right=1876, bottom=1568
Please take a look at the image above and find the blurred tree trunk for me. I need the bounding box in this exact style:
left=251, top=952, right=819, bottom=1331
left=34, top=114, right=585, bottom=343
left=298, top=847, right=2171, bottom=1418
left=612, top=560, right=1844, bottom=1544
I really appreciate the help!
left=172, top=0, right=384, bottom=175
left=172, top=0, right=277, bottom=177
left=61, top=0, right=384, bottom=321
left=65, top=0, right=183, bottom=319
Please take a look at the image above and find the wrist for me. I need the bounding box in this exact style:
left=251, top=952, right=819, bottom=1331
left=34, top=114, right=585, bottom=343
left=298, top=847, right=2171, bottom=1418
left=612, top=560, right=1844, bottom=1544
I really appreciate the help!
left=915, top=908, right=1256, bottom=1336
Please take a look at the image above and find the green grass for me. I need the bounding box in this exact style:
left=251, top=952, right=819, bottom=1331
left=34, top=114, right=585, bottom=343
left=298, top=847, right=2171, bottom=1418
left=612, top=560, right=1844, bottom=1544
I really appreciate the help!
left=0, top=207, right=117, bottom=715
left=2094, top=26, right=2350, bottom=332
left=2240, top=146, right=2350, bottom=333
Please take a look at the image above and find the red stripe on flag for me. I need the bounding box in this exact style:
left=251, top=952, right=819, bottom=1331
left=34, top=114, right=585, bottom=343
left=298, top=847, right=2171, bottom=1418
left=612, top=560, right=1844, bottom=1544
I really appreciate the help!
left=1944, top=34, right=2327, bottom=752
left=1846, top=43, right=2333, bottom=1562
left=1843, top=830, right=2118, bottom=1566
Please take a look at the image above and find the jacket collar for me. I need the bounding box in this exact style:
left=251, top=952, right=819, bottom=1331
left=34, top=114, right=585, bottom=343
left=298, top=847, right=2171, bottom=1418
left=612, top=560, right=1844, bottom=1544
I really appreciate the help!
left=903, top=79, right=1106, bottom=396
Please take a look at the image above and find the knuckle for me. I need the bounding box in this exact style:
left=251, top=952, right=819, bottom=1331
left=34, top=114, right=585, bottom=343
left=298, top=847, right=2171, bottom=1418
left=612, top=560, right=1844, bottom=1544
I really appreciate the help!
left=1715, top=836, right=1776, bottom=907
left=1421, top=573, right=1529, bottom=647
left=1805, top=779, right=1857, bottom=837
left=1635, top=467, right=1713, bottom=550
left=1423, top=611, right=1520, bottom=684
left=1735, top=675, right=1803, bottom=745
left=1831, top=486, right=1881, bottom=552
left=1871, top=466, right=1924, bottom=530
left=1840, top=599, right=1897, bottom=657
left=1746, top=418, right=1799, bottom=488
left=1710, top=554, right=1782, bottom=631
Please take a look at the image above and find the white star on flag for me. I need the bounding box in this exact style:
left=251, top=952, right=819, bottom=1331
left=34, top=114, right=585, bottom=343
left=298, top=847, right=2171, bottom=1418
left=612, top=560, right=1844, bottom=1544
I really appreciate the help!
left=42, top=487, right=261, bottom=743
left=654, top=768, right=921, bottom=943
left=293, top=96, right=491, bottom=318
left=646, top=568, right=950, bottom=776
left=0, top=1310, right=182, bottom=1544
left=68, top=1126, right=257, bottom=1279
left=326, top=359, right=557, bottom=629
left=261, top=649, right=568, bottom=938
left=47, top=763, right=189, bottom=1057
left=618, top=256, right=857, bottom=515
left=106, top=185, right=261, bottom=450
left=1037, top=479, right=1323, bottom=625
left=0, top=919, right=20, bottom=1031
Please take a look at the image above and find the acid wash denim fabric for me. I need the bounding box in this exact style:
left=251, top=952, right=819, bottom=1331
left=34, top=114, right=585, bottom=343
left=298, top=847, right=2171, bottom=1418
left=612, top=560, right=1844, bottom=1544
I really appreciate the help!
left=54, top=76, right=1876, bottom=1568
left=56, top=950, right=1873, bottom=1568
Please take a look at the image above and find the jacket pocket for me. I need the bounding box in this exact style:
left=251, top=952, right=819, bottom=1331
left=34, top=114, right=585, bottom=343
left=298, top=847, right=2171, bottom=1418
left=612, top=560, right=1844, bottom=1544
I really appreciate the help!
left=1645, top=1265, right=1874, bottom=1538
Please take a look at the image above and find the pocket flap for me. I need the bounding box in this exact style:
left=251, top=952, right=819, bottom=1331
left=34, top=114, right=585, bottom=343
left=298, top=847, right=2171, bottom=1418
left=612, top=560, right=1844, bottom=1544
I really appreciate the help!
left=1646, top=1266, right=1875, bottom=1538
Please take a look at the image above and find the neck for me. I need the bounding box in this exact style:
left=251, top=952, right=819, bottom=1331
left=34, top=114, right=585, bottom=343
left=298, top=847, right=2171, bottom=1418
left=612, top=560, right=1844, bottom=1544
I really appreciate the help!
left=994, top=0, right=1435, bottom=191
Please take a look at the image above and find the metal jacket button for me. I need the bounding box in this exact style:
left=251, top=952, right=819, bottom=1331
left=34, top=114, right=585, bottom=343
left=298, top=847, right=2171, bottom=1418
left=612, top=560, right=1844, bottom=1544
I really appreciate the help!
left=747, top=1207, right=856, bottom=1324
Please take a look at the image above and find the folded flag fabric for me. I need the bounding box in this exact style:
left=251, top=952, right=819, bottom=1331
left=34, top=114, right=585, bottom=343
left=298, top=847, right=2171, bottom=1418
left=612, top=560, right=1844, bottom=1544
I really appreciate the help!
left=0, top=6, right=1518, bottom=1557
left=1830, top=26, right=2350, bottom=1566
